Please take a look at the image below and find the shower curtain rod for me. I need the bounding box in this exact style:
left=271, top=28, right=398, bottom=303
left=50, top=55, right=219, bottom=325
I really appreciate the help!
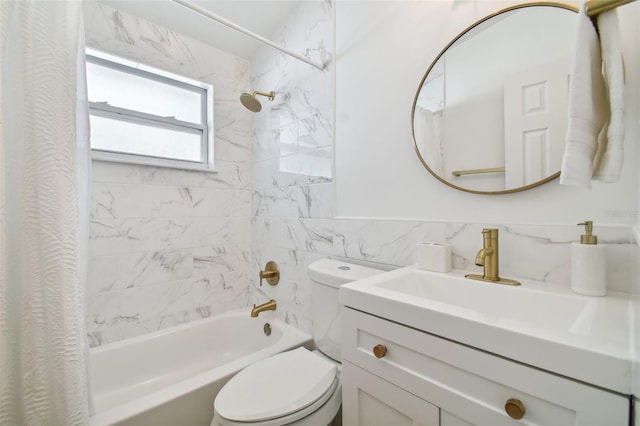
left=170, top=0, right=325, bottom=71
left=586, top=0, right=636, bottom=16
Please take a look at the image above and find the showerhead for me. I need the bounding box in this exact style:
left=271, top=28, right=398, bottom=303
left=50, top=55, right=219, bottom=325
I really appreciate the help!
left=240, top=92, right=262, bottom=112
left=240, top=90, right=275, bottom=112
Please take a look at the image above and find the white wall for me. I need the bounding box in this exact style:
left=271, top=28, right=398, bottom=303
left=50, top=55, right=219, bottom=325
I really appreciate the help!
left=335, top=0, right=639, bottom=225
left=333, top=3, right=639, bottom=410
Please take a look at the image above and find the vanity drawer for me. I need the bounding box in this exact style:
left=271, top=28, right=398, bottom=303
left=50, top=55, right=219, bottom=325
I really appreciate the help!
left=342, top=307, right=628, bottom=426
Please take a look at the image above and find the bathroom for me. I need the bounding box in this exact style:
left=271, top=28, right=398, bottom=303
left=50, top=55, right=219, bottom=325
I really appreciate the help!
left=1, top=0, right=639, bottom=424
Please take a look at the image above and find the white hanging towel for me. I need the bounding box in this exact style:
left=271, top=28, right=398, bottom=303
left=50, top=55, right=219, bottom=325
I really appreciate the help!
left=559, top=2, right=609, bottom=189
left=593, top=9, right=625, bottom=182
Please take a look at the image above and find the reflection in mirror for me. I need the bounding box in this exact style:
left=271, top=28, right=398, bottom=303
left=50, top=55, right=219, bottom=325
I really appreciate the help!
left=412, top=4, right=578, bottom=194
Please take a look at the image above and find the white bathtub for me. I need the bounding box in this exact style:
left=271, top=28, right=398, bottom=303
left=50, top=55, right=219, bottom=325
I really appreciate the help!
left=89, top=309, right=312, bottom=426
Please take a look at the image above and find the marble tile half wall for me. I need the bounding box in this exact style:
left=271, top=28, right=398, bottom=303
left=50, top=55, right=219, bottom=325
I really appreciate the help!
left=250, top=216, right=636, bottom=337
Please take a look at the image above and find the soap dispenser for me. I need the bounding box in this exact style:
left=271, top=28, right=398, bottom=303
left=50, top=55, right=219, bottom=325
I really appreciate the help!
left=571, top=221, right=606, bottom=296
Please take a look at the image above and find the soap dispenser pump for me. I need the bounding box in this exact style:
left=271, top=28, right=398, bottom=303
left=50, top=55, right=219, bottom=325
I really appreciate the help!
left=570, top=221, right=606, bottom=296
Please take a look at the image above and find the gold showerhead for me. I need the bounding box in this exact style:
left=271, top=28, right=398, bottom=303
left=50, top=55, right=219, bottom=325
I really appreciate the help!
left=240, top=90, right=275, bottom=112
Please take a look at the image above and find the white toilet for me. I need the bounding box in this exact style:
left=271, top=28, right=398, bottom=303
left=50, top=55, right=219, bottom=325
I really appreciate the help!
left=211, top=258, right=383, bottom=426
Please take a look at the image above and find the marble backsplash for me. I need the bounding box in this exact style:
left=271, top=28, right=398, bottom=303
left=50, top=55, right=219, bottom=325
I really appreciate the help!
left=250, top=214, right=636, bottom=333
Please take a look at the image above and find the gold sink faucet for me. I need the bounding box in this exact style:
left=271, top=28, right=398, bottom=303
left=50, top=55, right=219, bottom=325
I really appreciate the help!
left=476, top=228, right=499, bottom=280
left=465, top=228, right=520, bottom=286
left=251, top=299, right=277, bottom=317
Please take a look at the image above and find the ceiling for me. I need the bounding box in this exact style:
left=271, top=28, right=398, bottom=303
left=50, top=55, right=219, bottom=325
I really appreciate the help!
left=97, top=0, right=301, bottom=59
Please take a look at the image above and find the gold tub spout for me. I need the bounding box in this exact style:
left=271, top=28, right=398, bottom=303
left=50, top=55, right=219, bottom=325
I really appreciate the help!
left=251, top=299, right=277, bottom=317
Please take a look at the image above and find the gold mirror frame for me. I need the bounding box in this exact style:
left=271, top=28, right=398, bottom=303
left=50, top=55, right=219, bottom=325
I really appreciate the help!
left=411, top=2, right=578, bottom=195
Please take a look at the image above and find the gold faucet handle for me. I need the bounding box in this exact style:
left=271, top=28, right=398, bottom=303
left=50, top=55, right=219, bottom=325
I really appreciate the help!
left=481, top=228, right=499, bottom=237
left=259, top=261, right=280, bottom=286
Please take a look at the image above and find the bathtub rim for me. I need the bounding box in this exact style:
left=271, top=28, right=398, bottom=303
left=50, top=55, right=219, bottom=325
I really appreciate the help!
left=89, top=308, right=286, bottom=354
left=89, top=309, right=312, bottom=426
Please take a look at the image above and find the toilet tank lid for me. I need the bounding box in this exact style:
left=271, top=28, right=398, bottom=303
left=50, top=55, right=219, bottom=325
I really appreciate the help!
left=308, top=258, right=384, bottom=288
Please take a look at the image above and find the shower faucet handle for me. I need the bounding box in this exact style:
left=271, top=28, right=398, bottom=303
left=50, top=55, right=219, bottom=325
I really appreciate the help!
left=259, top=261, right=280, bottom=286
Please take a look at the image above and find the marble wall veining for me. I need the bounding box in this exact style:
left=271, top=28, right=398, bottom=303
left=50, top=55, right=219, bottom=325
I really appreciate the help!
left=245, top=0, right=333, bottom=331
left=83, top=0, right=638, bottom=353
left=248, top=0, right=637, bottom=340
left=248, top=0, right=334, bottom=331
left=83, top=1, right=251, bottom=346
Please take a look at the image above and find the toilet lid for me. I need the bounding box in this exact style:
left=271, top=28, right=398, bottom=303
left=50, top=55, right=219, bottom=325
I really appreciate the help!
left=215, top=347, right=338, bottom=422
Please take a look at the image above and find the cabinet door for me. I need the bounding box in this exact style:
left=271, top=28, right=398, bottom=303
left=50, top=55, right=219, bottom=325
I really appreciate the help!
left=342, top=361, right=439, bottom=426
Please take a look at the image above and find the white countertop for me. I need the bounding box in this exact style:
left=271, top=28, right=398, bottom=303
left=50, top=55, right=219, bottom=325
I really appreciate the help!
left=340, top=265, right=635, bottom=395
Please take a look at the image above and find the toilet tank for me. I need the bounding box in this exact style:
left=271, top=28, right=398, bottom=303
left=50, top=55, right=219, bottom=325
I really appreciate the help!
left=308, top=258, right=384, bottom=361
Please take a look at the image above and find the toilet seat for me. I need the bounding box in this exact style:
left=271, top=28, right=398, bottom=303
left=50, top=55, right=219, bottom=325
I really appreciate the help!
left=214, top=348, right=339, bottom=425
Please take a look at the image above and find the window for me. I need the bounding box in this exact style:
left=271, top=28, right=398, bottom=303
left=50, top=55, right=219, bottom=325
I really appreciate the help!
left=86, top=49, right=214, bottom=171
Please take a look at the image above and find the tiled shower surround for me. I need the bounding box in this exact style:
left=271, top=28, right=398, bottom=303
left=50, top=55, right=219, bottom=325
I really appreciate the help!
left=84, top=1, right=252, bottom=345
left=84, top=1, right=636, bottom=346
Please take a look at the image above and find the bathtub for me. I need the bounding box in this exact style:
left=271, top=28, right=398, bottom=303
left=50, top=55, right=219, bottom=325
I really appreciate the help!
left=89, top=309, right=312, bottom=426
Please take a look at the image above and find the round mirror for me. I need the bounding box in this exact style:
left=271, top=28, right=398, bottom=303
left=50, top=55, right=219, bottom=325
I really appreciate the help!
left=412, top=3, right=578, bottom=194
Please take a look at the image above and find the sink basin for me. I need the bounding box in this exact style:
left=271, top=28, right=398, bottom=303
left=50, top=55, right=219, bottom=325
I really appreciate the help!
left=373, top=269, right=589, bottom=332
left=339, top=266, right=633, bottom=395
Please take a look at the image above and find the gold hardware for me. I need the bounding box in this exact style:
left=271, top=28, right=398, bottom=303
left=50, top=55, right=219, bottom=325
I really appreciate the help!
left=505, top=398, right=525, bottom=419
left=465, top=228, right=521, bottom=286
left=253, top=90, right=275, bottom=101
left=451, top=167, right=505, bottom=177
left=251, top=299, right=276, bottom=317
left=259, top=261, right=280, bottom=286
left=586, top=0, right=636, bottom=17
left=240, top=90, right=275, bottom=113
left=373, top=344, right=387, bottom=358
left=577, top=221, right=598, bottom=245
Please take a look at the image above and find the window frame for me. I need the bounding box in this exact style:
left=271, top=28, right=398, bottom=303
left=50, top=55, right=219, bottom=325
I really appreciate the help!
left=86, top=48, right=215, bottom=171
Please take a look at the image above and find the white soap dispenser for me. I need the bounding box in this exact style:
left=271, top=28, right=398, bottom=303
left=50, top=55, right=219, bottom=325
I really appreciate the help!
left=571, top=221, right=607, bottom=296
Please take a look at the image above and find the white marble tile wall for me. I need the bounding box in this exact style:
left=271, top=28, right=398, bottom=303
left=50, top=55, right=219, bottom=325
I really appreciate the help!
left=82, top=0, right=638, bottom=349
left=83, top=2, right=252, bottom=346
left=249, top=0, right=334, bottom=331
left=247, top=0, right=637, bottom=338
left=252, top=216, right=636, bottom=336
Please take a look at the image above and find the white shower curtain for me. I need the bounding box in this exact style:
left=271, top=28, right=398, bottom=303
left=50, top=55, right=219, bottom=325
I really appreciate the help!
left=0, top=1, right=91, bottom=424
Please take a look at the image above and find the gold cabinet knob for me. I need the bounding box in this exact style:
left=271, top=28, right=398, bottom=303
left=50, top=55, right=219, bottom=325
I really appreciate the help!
left=505, top=398, right=525, bottom=420
left=373, top=344, right=387, bottom=358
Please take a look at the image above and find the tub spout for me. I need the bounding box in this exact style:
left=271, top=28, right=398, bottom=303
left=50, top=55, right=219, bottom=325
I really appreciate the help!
left=251, top=299, right=276, bottom=317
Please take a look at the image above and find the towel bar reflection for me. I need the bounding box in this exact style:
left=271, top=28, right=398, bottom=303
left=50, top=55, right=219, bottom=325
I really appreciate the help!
left=586, top=0, right=636, bottom=16
left=452, top=167, right=505, bottom=177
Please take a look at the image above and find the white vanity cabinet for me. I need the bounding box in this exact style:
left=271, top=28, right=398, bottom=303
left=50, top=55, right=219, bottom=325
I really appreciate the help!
left=341, top=307, right=629, bottom=426
left=343, top=362, right=440, bottom=425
